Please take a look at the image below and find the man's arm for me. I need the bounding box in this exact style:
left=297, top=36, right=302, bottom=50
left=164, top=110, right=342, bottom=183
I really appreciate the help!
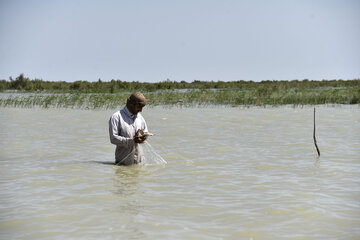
left=133, top=116, right=149, bottom=143
left=109, top=115, right=135, bottom=148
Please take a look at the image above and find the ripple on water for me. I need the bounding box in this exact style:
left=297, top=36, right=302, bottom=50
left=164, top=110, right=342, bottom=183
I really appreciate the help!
left=0, top=106, right=359, bottom=239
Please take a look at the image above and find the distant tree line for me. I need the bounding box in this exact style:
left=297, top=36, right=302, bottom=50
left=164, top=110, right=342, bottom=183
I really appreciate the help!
left=0, top=73, right=359, bottom=93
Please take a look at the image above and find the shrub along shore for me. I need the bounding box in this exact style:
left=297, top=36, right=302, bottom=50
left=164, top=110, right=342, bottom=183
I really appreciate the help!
left=0, top=75, right=359, bottom=109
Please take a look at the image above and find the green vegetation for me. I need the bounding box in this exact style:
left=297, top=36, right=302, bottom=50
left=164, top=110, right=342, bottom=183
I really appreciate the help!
left=0, top=74, right=359, bottom=109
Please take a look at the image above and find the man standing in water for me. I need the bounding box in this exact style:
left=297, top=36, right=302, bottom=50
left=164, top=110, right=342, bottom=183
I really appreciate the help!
left=109, top=92, right=148, bottom=165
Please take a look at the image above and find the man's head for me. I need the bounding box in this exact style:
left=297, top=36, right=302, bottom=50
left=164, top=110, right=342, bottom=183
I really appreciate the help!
left=126, top=92, right=146, bottom=115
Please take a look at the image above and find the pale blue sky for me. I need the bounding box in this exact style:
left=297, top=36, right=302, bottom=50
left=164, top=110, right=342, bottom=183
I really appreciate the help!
left=0, top=0, right=359, bottom=82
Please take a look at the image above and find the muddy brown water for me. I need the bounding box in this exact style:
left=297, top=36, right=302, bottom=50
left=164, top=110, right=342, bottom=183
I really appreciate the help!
left=0, top=105, right=359, bottom=239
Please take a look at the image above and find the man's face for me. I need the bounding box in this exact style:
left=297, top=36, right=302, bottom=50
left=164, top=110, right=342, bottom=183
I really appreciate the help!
left=129, top=102, right=144, bottom=115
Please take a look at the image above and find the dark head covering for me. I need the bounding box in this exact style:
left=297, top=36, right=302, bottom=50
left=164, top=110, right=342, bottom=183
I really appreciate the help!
left=128, top=92, right=146, bottom=106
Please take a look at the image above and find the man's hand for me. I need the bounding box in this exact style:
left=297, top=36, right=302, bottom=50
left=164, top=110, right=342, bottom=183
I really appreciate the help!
left=134, top=129, right=146, bottom=143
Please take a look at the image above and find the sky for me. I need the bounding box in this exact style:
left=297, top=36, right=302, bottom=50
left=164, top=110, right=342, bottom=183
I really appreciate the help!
left=0, top=0, right=359, bottom=82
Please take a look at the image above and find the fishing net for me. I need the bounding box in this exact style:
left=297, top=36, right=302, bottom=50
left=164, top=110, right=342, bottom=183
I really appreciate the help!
left=140, top=141, right=167, bottom=165
left=115, top=141, right=166, bottom=166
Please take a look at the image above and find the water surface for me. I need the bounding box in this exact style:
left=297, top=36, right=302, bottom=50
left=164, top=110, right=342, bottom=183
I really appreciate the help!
left=0, top=106, right=359, bottom=239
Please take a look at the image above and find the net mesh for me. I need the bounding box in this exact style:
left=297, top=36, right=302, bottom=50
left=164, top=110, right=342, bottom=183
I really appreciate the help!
left=140, top=141, right=167, bottom=165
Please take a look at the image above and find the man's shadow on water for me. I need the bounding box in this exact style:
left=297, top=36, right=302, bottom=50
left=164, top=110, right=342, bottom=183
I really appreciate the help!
left=89, top=161, right=141, bottom=166
left=90, top=161, right=116, bottom=165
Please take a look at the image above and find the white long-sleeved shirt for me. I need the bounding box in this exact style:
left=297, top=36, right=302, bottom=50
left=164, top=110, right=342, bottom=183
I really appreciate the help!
left=109, top=106, right=148, bottom=165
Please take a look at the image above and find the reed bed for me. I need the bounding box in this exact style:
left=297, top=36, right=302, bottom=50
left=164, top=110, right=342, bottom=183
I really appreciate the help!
left=1, top=86, right=359, bottom=109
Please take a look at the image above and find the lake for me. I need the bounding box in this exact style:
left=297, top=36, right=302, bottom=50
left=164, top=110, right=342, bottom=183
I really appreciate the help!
left=0, top=105, right=359, bottom=239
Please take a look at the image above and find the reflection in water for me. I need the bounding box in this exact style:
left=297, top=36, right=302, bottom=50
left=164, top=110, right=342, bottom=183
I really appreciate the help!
left=314, top=156, right=321, bottom=168
left=112, top=165, right=143, bottom=196
left=111, top=165, right=146, bottom=238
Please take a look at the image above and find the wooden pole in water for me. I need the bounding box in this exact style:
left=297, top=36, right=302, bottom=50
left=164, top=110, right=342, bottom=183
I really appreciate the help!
left=313, top=107, right=320, bottom=157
